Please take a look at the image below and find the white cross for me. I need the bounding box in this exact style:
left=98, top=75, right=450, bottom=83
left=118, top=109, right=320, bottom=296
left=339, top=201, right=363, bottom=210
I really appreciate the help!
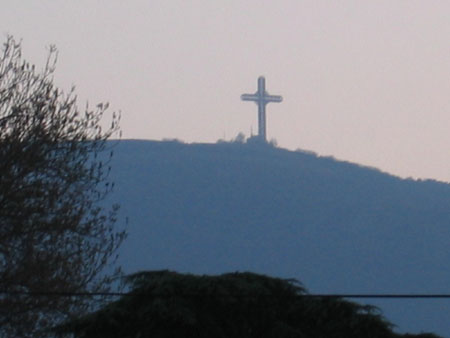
left=241, top=76, right=282, bottom=142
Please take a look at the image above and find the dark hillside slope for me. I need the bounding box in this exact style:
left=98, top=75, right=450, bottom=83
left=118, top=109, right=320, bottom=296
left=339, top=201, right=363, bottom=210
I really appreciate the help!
left=108, top=140, right=450, bottom=336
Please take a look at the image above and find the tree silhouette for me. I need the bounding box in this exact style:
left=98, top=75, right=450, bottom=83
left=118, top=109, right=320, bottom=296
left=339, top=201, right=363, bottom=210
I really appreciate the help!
left=0, top=36, right=126, bottom=337
left=54, top=271, right=442, bottom=338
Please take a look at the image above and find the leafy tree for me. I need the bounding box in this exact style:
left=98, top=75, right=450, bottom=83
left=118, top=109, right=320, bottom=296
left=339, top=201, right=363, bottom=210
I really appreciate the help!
left=54, top=270, right=441, bottom=338
left=0, top=36, right=126, bottom=337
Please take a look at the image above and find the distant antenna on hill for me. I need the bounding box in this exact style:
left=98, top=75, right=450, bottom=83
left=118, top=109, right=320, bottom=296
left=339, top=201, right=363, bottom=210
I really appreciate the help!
left=241, top=76, right=282, bottom=142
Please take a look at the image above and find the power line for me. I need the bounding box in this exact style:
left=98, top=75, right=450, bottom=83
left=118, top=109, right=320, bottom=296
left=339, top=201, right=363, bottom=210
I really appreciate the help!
left=307, top=294, right=450, bottom=299
left=0, top=291, right=123, bottom=297
left=2, top=290, right=450, bottom=299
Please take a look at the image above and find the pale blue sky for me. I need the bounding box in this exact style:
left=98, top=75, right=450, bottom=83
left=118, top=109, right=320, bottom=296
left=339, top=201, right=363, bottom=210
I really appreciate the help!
left=2, top=1, right=450, bottom=181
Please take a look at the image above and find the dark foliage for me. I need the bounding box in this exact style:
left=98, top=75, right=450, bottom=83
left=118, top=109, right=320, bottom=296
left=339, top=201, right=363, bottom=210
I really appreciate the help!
left=0, top=37, right=126, bottom=337
left=54, top=271, right=441, bottom=338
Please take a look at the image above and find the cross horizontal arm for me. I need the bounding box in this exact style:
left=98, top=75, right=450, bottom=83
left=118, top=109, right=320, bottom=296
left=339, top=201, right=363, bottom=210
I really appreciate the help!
left=241, top=94, right=259, bottom=101
left=265, top=95, right=283, bottom=103
left=241, top=94, right=283, bottom=103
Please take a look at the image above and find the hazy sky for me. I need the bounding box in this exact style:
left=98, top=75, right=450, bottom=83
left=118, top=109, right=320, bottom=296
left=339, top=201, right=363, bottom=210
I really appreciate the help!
left=2, top=1, right=450, bottom=181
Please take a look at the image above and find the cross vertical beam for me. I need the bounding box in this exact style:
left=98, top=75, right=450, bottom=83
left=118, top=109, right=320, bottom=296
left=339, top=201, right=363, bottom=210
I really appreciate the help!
left=241, top=76, right=283, bottom=142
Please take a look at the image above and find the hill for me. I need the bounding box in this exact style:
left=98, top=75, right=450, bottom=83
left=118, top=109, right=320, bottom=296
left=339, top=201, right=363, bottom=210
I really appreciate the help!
left=106, top=139, right=450, bottom=336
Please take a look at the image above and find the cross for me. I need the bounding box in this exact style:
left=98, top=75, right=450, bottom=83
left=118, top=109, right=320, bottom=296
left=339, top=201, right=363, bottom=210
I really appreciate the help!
left=241, top=76, right=283, bottom=142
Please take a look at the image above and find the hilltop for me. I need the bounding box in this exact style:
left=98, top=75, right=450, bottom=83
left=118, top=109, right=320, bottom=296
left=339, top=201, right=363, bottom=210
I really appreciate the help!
left=106, top=139, right=450, bottom=336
